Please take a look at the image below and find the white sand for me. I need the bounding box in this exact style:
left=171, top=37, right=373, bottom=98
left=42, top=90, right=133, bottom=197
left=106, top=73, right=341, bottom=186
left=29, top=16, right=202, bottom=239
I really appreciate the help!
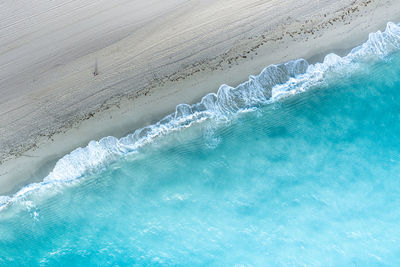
left=1, top=0, right=400, bottom=194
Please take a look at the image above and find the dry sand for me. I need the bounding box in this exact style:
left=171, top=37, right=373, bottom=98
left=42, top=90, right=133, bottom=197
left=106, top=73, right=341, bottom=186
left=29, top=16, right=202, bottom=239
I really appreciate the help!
left=1, top=0, right=400, bottom=194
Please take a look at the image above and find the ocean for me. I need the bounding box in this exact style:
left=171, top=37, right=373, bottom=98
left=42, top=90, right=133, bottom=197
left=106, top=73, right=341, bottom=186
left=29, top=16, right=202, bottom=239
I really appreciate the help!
left=1, top=22, right=400, bottom=266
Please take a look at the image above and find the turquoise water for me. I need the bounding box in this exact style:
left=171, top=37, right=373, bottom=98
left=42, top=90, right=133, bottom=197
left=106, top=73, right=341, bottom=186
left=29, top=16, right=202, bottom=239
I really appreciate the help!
left=2, top=23, right=400, bottom=266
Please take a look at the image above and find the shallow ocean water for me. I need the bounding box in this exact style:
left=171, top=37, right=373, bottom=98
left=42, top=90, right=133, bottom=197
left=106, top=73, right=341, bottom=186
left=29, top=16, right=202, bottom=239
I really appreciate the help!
left=2, top=24, right=400, bottom=266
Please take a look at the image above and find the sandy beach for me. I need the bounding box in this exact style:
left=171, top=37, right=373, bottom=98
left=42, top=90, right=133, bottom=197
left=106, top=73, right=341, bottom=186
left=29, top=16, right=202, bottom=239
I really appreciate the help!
left=1, top=0, right=400, bottom=195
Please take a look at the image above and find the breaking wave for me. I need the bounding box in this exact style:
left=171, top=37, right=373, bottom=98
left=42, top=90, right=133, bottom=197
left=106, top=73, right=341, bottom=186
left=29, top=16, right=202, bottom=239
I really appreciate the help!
left=1, top=22, right=400, bottom=211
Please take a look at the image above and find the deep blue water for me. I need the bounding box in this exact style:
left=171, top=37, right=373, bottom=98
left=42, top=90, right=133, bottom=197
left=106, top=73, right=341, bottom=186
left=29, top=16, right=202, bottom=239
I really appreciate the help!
left=2, top=23, right=400, bottom=266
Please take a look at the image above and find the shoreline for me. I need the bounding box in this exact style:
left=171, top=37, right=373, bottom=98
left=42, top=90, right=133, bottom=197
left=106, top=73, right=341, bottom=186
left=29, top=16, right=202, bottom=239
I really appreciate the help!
left=1, top=0, right=400, bottom=195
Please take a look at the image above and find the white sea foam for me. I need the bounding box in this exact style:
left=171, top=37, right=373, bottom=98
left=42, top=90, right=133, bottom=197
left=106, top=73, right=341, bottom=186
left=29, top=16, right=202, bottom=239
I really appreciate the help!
left=1, top=22, right=400, bottom=211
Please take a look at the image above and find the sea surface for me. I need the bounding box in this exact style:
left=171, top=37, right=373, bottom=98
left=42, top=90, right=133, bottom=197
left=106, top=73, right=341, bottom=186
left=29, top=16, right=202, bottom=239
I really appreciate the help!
left=2, top=22, right=400, bottom=266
